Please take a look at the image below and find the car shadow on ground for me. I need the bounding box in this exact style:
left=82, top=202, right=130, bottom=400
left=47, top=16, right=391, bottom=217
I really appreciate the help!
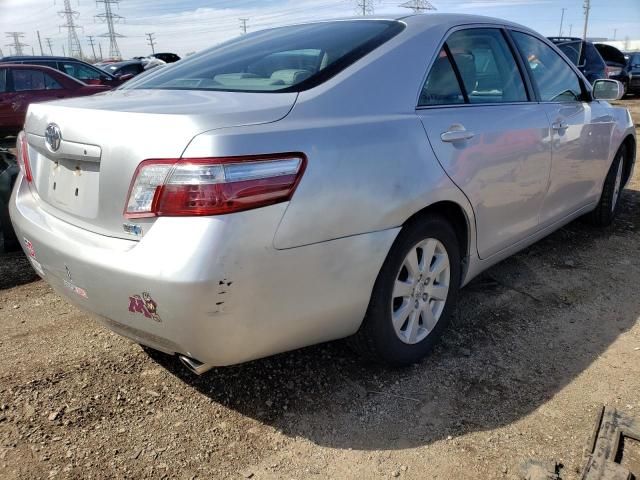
left=0, top=248, right=39, bottom=290
left=146, top=188, right=640, bottom=451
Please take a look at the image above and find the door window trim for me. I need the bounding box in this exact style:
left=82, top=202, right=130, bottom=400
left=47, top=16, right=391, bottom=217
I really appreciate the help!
left=416, top=24, right=535, bottom=110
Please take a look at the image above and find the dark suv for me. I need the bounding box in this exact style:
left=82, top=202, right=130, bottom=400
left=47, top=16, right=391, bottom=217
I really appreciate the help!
left=548, top=37, right=607, bottom=84
left=0, top=56, right=130, bottom=87
left=595, top=43, right=631, bottom=94
left=627, top=52, right=640, bottom=95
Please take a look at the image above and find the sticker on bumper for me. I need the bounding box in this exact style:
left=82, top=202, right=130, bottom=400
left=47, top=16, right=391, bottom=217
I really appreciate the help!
left=63, top=280, right=88, bottom=299
left=128, top=292, right=161, bottom=322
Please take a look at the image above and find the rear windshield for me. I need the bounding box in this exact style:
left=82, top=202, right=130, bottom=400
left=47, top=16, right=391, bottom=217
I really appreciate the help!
left=123, top=20, right=404, bottom=93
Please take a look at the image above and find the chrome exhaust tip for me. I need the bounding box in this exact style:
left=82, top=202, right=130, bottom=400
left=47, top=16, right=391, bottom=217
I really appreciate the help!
left=178, top=355, right=213, bottom=375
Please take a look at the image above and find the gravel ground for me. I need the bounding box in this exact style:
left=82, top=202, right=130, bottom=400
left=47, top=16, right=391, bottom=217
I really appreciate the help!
left=0, top=99, right=639, bottom=480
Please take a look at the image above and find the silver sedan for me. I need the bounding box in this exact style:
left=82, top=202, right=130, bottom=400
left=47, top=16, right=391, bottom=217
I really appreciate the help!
left=10, top=14, right=636, bottom=374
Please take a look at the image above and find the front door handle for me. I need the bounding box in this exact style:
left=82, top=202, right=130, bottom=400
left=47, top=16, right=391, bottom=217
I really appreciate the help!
left=551, top=120, right=568, bottom=130
left=441, top=124, right=475, bottom=143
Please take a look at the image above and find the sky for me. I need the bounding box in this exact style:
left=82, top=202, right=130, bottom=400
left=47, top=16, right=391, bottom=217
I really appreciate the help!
left=0, top=0, right=639, bottom=59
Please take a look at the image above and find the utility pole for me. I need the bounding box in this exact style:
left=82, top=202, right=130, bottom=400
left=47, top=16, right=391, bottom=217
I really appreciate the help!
left=569, top=24, right=573, bottom=36
left=87, top=35, right=97, bottom=60
left=58, top=0, right=84, bottom=58
left=98, top=43, right=103, bottom=60
left=613, top=29, right=617, bottom=40
left=62, top=44, right=66, bottom=56
left=45, top=37, right=54, bottom=55
left=31, top=46, right=35, bottom=56
left=355, top=0, right=374, bottom=15
left=559, top=7, right=566, bottom=36
left=582, top=0, right=590, bottom=41
left=36, top=30, right=44, bottom=55
left=399, top=0, right=436, bottom=13
left=239, top=18, right=249, bottom=34
left=0, top=47, right=4, bottom=58
left=96, top=0, right=124, bottom=60
left=145, top=32, right=156, bottom=54
left=5, top=32, right=28, bottom=56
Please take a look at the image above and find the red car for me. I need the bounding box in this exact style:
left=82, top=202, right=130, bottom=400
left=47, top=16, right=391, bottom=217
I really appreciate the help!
left=0, top=64, right=109, bottom=137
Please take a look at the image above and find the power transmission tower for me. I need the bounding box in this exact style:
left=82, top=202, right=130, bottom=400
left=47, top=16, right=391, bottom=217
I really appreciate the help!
left=399, top=0, right=436, bottom=13
left=355, top=0, right=375, bottom=15
left=87, top=35, right=97, bottom=60
left=582, top=0, right=590, bottom=40
left=37, top=30, right=44, bottom=55
left=58, top=0, right=84, bottom=58
left=145, top=32, right=156, bottom=54
left=5, top=32, right=28, bottom=56
left=96, top=0, right=124, bottom=60
left=239, top=18, right=249, bottom=34
left=45, top=38, right=54, bottom=55
left=559, top=7, right=566, bottom=36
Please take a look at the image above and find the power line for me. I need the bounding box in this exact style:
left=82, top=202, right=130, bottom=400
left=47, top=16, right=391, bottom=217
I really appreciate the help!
left=58, top=0, right=84, bottom=58
left=5, top=32, right=28, bottom=56
left=87, top=35, right=97, bottom=60
left=96, top=0, right=125, bottom=60
left=355, top=0, right=375, bottom=15
left=399, top=0, right=436, bottom=13
left=45, top=38, right=54, bottom=55
left=239, top=18, right=249, bottom=34
left=145, top=32, right=156, bottom=54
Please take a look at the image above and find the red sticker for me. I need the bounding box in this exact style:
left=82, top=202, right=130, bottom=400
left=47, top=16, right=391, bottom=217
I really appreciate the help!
left=23, top=238, right=36, bottom=258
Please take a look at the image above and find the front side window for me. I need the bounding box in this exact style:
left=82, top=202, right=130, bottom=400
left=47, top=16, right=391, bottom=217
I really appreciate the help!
left=512, top=31, right=583, bottom=102
left=12, top=69, right=62, bottom=91
left=0, top=69, right=6, bottom=93
left=124, top=20, right=404, bottom=92
left=446, top=29, right=528, bottom=104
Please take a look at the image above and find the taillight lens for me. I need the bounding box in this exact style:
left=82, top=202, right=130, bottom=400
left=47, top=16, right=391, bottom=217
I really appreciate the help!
left=124, top=153, right=306, bottom=218
left=16, top=131, right=33, bottom=183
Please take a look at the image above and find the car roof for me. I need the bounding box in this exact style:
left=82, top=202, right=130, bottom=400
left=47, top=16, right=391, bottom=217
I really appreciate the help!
left=0, top=63, right=86, bottom=84
left=0, top=55, right=83, bottom=61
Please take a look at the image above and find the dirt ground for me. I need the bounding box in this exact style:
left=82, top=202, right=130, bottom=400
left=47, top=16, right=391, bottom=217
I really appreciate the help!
left=1, top=99, right=640, bottom=480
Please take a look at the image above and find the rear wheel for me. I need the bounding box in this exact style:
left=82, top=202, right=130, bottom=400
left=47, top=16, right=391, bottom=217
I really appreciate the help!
left=351, top=215, right=461, bottom=366
left=588, top=146, right=626, bottom=227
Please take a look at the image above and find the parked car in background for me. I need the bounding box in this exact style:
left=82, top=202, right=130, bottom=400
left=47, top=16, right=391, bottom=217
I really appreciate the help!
left=10, top=15, right=634, bottom=374
left=0, top=64, right=109, bottom=137
left=548, top=37, right=607, bottom=84
left=150, top=52, right=180, bottom=63
left=0, top=147, right=18, bottom=251
left=99, top=59, right=146, bottom=78
left=595, top=43, right=631, bottom=94
left=627, top=52, right=640, bottom=95
left=0, top=56, right=132, bottom=87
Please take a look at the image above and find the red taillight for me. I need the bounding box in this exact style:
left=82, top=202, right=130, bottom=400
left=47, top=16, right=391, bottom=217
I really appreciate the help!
left=16, top=131, right=33, bottom=183
left=124, top=153, right=306, bottom=218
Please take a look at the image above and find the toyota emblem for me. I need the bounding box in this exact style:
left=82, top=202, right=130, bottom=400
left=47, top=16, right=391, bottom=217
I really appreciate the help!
left=45, top=123, right=62, bottom=152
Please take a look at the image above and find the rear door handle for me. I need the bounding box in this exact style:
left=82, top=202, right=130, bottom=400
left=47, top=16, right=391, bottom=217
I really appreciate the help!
left=551, top=120, right=568, bottom=130
left=441, top=124, right=475, bottom=143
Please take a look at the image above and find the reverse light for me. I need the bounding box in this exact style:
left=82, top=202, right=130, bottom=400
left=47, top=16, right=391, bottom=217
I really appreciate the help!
left=124, top=153, right=306, bottom=218
left=16, top=131, right=33, bottom=183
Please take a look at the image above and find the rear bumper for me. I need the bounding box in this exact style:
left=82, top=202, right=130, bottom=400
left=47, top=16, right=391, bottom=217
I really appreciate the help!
left=9, top=175, right=398, bottom=366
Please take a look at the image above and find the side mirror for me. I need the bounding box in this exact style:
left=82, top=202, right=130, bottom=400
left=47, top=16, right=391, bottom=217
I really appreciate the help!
left=592, top=79, right=624, bottom=101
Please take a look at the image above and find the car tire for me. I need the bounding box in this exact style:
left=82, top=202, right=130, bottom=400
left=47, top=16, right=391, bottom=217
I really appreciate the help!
left=351, top=214, right=461, bottom=366
left=588, top=145, right=626, bottom=227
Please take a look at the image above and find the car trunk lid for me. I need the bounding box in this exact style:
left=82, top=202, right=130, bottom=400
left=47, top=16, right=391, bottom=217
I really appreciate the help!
left=23, top=89, right=297, bottom=239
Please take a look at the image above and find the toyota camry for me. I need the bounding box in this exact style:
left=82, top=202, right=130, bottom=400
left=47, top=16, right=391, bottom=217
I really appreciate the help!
left=9, top=14, right=636, bottom=374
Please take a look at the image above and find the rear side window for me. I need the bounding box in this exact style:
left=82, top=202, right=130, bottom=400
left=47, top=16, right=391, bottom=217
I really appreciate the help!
left=419, top=28, right=527, bottom=106
left=0, top=69, right=6, bottom=93
left=419, top=48, right=465, bottom=106
left=124, top=20, right=404, bottom=92
left=512, top=32, right=582, bottom=102
left=446, top=29, right=527, bottom=104
left=12, top=69, right=62, bottom=91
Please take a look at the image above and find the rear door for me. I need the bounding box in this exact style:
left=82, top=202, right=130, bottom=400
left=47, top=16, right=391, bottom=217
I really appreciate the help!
left=417, top=27, right=551, bottom=259
left=510, top=31, right=614, bottom=225
left=0, top=69, right=14, bottom=130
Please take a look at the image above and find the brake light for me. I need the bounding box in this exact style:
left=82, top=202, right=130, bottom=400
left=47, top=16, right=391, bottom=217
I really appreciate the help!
left=124, top=153, right=306, bottom=218
left=16, top=131, right=33, bottom=183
